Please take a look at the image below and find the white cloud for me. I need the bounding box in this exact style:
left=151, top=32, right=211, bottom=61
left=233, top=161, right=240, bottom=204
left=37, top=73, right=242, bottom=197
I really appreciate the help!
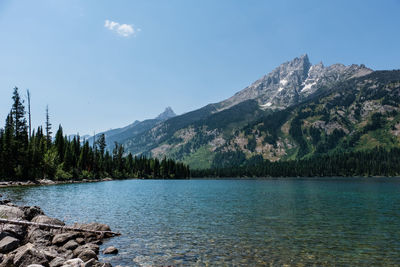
left=104, top=19, right=139, bottom=37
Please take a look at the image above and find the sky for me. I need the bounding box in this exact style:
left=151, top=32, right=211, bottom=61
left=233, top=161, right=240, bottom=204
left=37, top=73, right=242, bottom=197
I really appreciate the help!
left=0, top=0, right=399, bottom=135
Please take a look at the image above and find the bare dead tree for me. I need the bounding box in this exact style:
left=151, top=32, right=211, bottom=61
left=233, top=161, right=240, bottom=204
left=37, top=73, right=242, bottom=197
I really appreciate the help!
left=27, top=89, right=32, bottom=139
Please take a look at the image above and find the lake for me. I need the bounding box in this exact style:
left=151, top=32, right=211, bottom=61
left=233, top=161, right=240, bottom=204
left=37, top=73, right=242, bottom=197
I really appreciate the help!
left=1, top=178, right=400, bottom=266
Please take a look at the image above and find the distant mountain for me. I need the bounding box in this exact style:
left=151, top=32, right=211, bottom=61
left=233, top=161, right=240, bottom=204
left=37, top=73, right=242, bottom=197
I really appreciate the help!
left=88, top=107, right=177, bottom=149
left=112, top=55, right=399, bottom=170
left=155, top=107, right=176, bottom=120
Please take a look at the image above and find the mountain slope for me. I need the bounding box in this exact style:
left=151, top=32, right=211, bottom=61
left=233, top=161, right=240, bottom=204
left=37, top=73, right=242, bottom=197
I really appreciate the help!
left=89, top=107, right=176, bottom=149
left=211, top=70, right=400, bottom=168
left=119, top=55, right=399, bottom=170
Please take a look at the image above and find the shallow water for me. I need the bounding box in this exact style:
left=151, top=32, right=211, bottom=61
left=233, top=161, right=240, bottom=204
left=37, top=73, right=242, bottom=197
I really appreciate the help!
left=2, top=178, right=400, bottom=266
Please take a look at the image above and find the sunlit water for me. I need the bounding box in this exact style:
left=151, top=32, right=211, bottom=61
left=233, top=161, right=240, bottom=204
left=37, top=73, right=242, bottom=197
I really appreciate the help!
left=1, top=178, right=400, bottom=266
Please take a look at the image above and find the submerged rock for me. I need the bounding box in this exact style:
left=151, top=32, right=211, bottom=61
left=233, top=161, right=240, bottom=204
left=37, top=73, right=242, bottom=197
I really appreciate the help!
left=103, top=246, right=118, bottom=255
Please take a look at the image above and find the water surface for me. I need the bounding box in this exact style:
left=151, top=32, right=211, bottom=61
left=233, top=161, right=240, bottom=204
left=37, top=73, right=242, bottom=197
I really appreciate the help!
left=2, top=178, right=400, bottom=266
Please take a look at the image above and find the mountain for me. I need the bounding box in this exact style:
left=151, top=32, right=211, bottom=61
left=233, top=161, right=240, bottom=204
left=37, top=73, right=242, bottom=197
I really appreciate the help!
left=88, top=107, right=177, bottom=149
left=218, top=54, right=372, bottom=111
left=211, top=70, right=400, bottom=168
left=117, top=55, right=399, bottom=169
left=155, top=107, right=176, bottom=120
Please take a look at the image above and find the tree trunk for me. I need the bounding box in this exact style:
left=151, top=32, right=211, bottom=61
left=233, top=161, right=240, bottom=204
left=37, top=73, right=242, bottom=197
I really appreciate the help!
left=0, top=218, right=120, bottom=236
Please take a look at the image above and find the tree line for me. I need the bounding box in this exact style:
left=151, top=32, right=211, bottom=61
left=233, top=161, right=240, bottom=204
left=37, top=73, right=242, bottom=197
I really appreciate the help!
left=192, top=147, right=400, bottom=177
left=0, top=87, right=190, bottom=181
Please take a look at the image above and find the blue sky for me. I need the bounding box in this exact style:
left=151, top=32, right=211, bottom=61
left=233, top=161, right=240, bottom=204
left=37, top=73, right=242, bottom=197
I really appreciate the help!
left=0, top=0, right=399, bottom=135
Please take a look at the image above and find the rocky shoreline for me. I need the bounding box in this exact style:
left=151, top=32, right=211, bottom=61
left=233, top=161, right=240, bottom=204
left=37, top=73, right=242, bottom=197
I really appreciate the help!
left=0, top=179, right=115, bottom=189
left=0, top=199, right=119, bottom=267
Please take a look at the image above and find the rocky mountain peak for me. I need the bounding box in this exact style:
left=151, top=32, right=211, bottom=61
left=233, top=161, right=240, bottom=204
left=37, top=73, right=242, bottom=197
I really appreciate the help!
left=218, top=54, right=373, bottom=111
left=156, top=107, right=177, bottom=121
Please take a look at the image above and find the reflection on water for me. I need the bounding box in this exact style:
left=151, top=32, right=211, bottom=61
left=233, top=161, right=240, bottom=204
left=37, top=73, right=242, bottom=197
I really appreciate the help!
left=2, top=178, right=400, bottom=266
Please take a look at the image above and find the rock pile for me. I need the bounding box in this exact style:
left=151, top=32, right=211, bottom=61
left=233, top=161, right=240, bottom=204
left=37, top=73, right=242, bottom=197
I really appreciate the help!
left=0, top=201, right=117, bottom=267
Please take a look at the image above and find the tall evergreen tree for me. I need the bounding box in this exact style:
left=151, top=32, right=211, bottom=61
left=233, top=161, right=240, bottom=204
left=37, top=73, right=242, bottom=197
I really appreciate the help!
left=96, top=134, right=106, bottom=157
left=3, top=113, right=16, bottom=179
left=54, top=125, right=65, bottom=162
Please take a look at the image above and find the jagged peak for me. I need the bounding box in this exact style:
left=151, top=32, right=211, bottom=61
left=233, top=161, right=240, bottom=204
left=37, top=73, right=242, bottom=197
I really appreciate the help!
left=272, top=54, right=312, bottom=79
left=279, top=54, right=310, bottom=68
left=299, top=53, right=309, bottom=61
left=156, top=107, right=176, bottom=121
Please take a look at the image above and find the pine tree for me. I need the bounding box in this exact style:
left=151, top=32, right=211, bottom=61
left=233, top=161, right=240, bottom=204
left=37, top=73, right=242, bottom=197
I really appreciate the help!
left=12, top=87, right=28, bottom=141
left=54, top=125, right=65, bottom=162
left=3, top=113, right=16, bottom=179
left=96, top=134, right=106, bottom=157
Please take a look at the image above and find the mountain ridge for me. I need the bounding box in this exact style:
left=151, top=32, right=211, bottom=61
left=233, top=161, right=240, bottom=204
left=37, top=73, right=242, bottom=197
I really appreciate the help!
left=102, top=55, right=399, bottom=170
left=87, top=107, right=177, bottom=148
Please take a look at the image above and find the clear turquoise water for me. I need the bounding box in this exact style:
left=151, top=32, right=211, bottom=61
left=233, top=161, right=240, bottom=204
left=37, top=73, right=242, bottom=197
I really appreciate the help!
left=2, top=178, right=400, bottom=266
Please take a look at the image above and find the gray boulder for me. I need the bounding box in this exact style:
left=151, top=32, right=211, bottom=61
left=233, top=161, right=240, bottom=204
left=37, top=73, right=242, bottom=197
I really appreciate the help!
left=61, top=258, right=84, bottom=267
left=49, top=257, right=66, bottom=267
left=27, top=228, right=54, bottom=246
left=75, top=238, right=85, bottom=245
left=82, top=258, right=95, bottom=267
left=73, top=244, right=99, bottom=257
left=0, top=236, right=20, bottom=253
left=0, top=254, right=14, bottom=267
left=42, top=246, right=60, bottom=261
left=0, top=231, right=13, bottom=240
left=63, top=240, right=79, bottom=251
left=0, top=205, right=25, bottom=220
left=13, top=243, right=48, bottom=267
left=77, top=249, right=97, bottom=262
left=2, top=224, right=26, bottom=240
left=55, top=247, right=74, bottom=261
left=23, top=206, right=44, bottom=221
left=0, top=205, right=27, bottom=239
left=53, top=233, right=79, bottom=246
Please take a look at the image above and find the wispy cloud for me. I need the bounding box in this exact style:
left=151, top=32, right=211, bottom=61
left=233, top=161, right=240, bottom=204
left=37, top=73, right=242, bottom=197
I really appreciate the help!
left=104, top=19, right=140, bottom=37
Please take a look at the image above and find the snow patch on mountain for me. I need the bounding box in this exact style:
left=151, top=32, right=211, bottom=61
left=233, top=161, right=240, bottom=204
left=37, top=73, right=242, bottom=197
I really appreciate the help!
left=260, top=102, right=272, bottom=108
